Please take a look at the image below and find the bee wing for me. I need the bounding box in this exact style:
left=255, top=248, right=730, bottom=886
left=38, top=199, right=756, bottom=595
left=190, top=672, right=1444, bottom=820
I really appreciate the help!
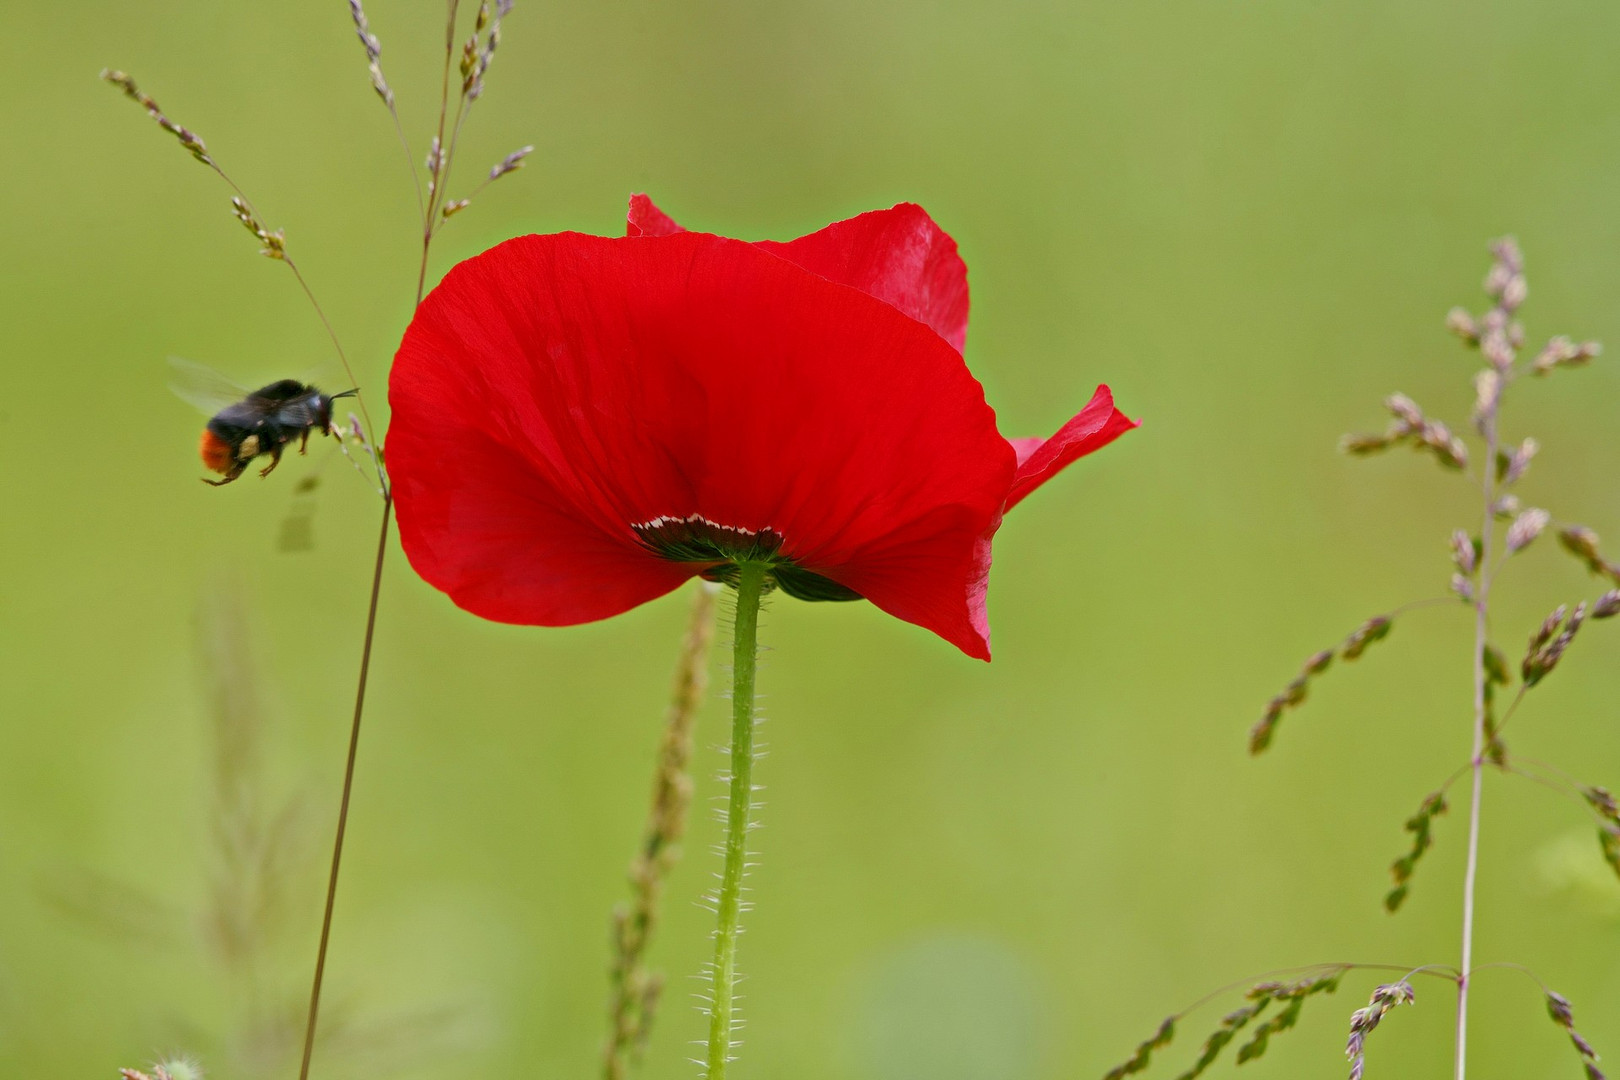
left=273, top=395, right=329, bottom=429
left=168, top=356, right=253, bottom=416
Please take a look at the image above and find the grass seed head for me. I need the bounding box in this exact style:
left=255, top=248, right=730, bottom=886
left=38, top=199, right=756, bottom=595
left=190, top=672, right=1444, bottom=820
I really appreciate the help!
left=1446, top=306, right=1479, bottom=343
left=1545, top=988, right=1607, bottom=1080
left=1592, top=590, right=1620, bottom=619
left=1384, top=393, right=1424, bottom=427
left=1533, top=335, right=1602, bottom=376
left=101, top=68, right=214, bottom=166
left=1506, top=508, right=1551, bottom=553
left=1450, top=530, right=1477, bottom=576
left=489, top=145, right=534, bottom=181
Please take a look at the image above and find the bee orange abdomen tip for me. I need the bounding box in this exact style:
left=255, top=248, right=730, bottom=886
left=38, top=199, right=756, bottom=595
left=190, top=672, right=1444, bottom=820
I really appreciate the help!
left=198, top=428, right=234, bottom=474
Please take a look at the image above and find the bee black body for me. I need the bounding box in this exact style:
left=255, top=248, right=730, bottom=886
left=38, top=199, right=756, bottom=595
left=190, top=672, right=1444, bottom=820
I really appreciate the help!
left=199, top=380, right=350, bottom=486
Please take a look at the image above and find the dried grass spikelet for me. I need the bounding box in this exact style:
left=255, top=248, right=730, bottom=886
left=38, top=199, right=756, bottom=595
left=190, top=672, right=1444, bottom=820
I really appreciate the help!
left=1496, top=437, right=1538, bottom=486
left=100, top=69, right=213, bottom=165
left=1593, top=589, right=1620, bottom=619
left=1582, top=787, right=1620, bottom=888
left=439, top=146, right=532, bottom=220
left=1102, top=1017, right=1176, bottom=1080
left=1450, top=530, right=1477, bottom=576
left=1450, top=575, right=1474, bottom=603
left=487, top=145, right=533, bottom=182
left=1484, top=236, right=1524, bottom=294
left=1176, top=1002, right=1265, bottom=1079
left=347, top=0, right=394, bottom=106
left=1340, top=394, right=1466, bottom=470
left=1251, top=617, right=1392, bottom=754
left=1102, top=972, right=1344, bottom=1080
left=1472, top=369, right=1502, bottom=431
left=101, top=70, right=305, bottom=270
left=1340, top=432, right=1393, bottom=456
left=1599, top=827, right=1620, bottom=887
left=461, top=0, right=516, bottom=101
left=1481, top=642, right=1511, bottom=765
left=1233, top=974, right=1344, bottom=1065
left=1481, top=322, right=1516, bottom=373
left=1344, top=982, right=1414, bottom=1080
left=1385, top=792, right=1447, bottom=912
left=1558, top=526, right=1620, bottom=585
left=1522, top=601, right=1587, bottom=687
left=230, top=196, right=286, bottom=260
left=1545, top=990, right=1607, bottom=1080
left=1385, top=393, right=1423, bottom=428
left=425, top=135, right=444, bottom=201
left=1450, top=529, right=1482, bottom=602
left=1341, top=616, right=1392, bottom=660
left=1187, top=976, right=1342, bottom=1079
left=1445, top=306, right=1479, bottom=344
left=1532, top=335, right=1603, bottom=377
left=1505, top=507, right=1551, bottom=554
left=1418, top=420, right=1468, bottom=470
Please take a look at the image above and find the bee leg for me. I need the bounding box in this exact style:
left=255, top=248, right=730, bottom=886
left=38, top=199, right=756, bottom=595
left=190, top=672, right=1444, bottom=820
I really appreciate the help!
left=258, top=443, right=285, bottom=479
left=203, top=462, right=247, bottom=487
left=299, top=428, right=311, bottom=455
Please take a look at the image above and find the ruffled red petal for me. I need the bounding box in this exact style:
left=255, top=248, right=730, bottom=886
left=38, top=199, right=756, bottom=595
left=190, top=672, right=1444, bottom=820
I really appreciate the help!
left=626, top=195, right=970, bottom=352
left=829, top=508, right=997, bottom=661
left=626, top=193, right=685, bottom=238
left=1003, top=385, right=1139, bottom=512
left=389, top=230, right=1012, bottom=655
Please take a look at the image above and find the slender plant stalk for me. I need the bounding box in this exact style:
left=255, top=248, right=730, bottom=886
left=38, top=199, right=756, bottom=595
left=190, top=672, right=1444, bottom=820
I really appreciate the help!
left=705, top=563, right=766, bottom=1079
left=296, top=17, right=453, bottom=1060
left=297, top=495, right=392, bottom=1080
left=1455, top=398, right=1501, bottom=1080
left=604, top=583, right=719, bottom=1079
left=417, top=0, right=463, bottom=304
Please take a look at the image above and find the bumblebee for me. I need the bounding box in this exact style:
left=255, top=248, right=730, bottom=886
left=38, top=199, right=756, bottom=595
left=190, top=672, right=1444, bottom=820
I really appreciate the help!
left=171, top=360, right=356, bottom=486
left=197, top=380, right=356, bottom=485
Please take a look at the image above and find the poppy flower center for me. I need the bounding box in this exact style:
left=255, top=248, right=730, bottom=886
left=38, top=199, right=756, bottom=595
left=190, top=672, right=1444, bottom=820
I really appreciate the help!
left=631, top=514, right=786, bottom=564
left=630, top=513, right=863, bottom=603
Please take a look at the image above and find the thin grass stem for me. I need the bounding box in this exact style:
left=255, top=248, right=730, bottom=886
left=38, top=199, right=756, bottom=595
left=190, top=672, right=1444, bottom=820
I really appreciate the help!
left=1456, top=378, right=1501, bottom=1080
left=418, top=0, right=463, bottom=303
left=297, top=493, right=392, bottom=1080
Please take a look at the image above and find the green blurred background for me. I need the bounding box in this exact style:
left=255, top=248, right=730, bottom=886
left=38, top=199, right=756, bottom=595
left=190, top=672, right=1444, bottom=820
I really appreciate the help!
left=3, top=0, right=1620, bottom=1076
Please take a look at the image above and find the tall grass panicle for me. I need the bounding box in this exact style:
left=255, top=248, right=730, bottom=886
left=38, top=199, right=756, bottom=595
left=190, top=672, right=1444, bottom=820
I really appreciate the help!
left=1104, top=240, right=1613, bottom=1080
left=87, top=593, right=474, bottom=1079
left=604, top=583, right=721, bottom=1080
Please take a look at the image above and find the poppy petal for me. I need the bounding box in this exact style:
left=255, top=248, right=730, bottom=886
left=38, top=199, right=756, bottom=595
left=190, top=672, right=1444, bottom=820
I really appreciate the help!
left=754, top=205, right=970, bottom=352
left=626, top=193, right=686, bottom=238
left=389, top=230, right=1013, bottom=653
left=390, top=422, right=697, bottom=625
left=1003, top=385, right=1139, bottom=511
left=825, top=507, right=997, bottom=660
left=625, top=196, right=970, bottom=352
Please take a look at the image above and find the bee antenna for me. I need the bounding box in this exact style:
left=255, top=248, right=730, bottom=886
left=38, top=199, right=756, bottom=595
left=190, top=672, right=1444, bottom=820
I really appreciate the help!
left=330, top=388, right=360, bottom=400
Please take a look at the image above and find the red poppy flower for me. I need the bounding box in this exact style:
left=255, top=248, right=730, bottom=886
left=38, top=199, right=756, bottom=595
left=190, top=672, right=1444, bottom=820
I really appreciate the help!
left=387, top=196, right=1136, bottom=659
